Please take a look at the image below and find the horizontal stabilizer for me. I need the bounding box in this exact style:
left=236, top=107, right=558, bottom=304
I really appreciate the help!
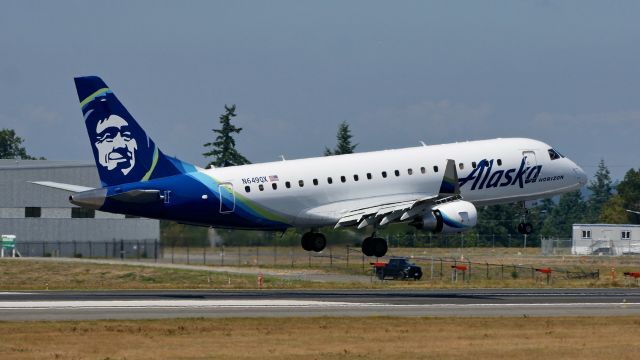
left=30, top=181, right=95, bottom=193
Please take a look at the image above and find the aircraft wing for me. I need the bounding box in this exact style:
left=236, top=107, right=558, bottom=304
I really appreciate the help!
left=30, top=181, right=95, bottom=193
left=334, top=159, right=461, bottom=229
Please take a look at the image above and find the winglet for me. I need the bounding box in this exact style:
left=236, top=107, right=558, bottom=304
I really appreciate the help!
left=438, top=159, right=460, bottom=195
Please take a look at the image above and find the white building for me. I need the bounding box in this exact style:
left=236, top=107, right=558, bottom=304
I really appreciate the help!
left=0, top=159, right=159, bottom=257
left=572, top=224, right=640, bottom=255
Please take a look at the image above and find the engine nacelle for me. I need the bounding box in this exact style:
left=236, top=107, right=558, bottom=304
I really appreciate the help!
left=412, top=201, right=477, bottom=233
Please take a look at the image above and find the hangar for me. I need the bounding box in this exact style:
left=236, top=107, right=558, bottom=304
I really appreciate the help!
left=572, top=224, right=640, bottom=255
left=0, top=159, right=159, bottom=257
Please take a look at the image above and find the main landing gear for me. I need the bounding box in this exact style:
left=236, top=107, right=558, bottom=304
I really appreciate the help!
left=361, top=233, right=388, bottom=258
left=300, top=231, right=389, bottom=257
left=301, top=231, right=327, bottom=252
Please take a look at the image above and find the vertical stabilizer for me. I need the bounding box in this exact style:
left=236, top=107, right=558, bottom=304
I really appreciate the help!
left=439, top=159, right=460, bottom=195
left=74, top=76, right=192, bottom=186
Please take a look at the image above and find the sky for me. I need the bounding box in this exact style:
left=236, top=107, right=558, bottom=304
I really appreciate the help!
left=1, top=1, right=639, bottom=181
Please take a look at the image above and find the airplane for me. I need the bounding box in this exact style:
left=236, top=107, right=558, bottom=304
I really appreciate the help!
left=34, top=76, right=588, bottom=257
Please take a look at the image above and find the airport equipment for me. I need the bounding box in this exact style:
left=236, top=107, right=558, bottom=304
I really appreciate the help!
left=372, top=257, right=422, bottom=280
left=1, top=235, right=19, bottom=257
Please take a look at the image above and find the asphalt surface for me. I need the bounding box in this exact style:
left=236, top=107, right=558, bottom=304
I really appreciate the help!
left=1, top=289, right=640, bottom=320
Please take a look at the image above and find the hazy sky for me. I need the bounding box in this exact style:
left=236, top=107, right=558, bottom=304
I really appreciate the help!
left=1, top=1, right=639, bottom=180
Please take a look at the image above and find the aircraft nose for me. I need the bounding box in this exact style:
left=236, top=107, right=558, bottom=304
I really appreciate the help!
left=572, top=165, right=587, bottom=186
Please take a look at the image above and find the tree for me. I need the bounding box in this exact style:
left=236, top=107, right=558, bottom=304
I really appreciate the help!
left=586, top=159, right=613, bottom=222
left=616, top=168, right=640, bottom=223
left=324, top=121, right=357, bottom=156
left=600, top=195, right=630, bottom=224
left=541, top=190, right=587, bottom=237
left=203, top=105, right=250, bottom=168
left=0, top=128, right=41, bottom=159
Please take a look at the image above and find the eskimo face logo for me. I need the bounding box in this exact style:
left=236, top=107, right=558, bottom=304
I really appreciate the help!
left=94, top=114, right=137, bottom=175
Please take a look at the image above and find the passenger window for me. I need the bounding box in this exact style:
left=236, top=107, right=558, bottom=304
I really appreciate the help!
left=433, top=166, right=439, bottom=173
left=407, top=168, right=413, bottom=175
left=459, top=163, right=464, bottom=170
left=245, top=186, right=251, bottom=193
left=298, top=180, right=304, bottom=187
left=394, top=170, right=400, bottom=177
left=285, top=181, right=291, bottom=189
left=341, top=176, right=346, bottom=183
left=366, top=173, right=372, bottom=180
left=497, top=159, right=502, bottom=166
left=420, top=167, right=426, bottom=174
left=313, top=179, right=318, bottom=186
left=472, top=162, right=477, bottom=168
left=382, top=171, right=387, bottom=178
left=353, top=174, right=359, bottom=181
left=258, top=184, right=264, bottom=191
left=272, top=183, right=277, bottom=190
left=327, top=177, right=333, bottom=184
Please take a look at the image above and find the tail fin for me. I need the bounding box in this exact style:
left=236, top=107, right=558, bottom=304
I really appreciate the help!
left=74, top=76, right=194, bottom=186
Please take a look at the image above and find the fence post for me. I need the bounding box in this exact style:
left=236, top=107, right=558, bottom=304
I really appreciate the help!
left=221, top=245, right=224, bottom=266
left=187, top=242, right=190, bottom=264
left=89, top=241, right=92, bottom=258
left=256, top=246, right=259, bottom=266
left=468, top=260, right=471, bottom=282
left=501, top=264, right=504, bottom=280
left=105, top=241, right=108, bottom=259
left=486, top=262, right=489, bottom=280
left=120, top=239, right=124, bottom=260
left=330, top=247, right=333, bottom=267
left=346, top=246, right=350, bottom=268
left=203, top=246, right=206, bottom=265
left=136, top=240, right=140, bottom=260
left=531, top=266, right=535, bottom=279
left=238, top=247, right=241, bottom=266
left=73, top=240, right=77, bottom=257
left=171, top=243, right=175, bottom=264
left=154, top=240, right=158, bottom=262
left=440, top=258, right=443, bottom=278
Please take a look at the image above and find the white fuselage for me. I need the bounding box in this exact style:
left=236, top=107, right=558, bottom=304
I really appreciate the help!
left=204, top=138, right=586, bottom=227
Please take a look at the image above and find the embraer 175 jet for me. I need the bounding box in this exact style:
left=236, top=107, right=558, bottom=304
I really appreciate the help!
left=35, top=76, right=587, bottom=257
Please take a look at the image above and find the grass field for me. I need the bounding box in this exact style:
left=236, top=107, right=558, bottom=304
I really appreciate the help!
left=1, top=316, right=639, bottom=359
left=2, top=257, right=640, bottom=290
left=0, top=259, right=329, bottom=290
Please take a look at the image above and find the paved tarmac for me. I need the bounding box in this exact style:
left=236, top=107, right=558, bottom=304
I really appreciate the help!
left=1, top=289, right=639, bottom=320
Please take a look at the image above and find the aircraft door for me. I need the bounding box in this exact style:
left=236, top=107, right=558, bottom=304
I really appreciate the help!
left=522, top=151, right=537, bottom=167
left=218, top=183, right=235, bottom=214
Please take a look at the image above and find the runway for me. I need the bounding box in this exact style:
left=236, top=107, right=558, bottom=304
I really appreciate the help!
left=1, top=289, right=639, bottom=320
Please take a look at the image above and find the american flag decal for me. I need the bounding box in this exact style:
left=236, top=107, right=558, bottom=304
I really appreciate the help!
left=269, top=175, right=279, bottom=182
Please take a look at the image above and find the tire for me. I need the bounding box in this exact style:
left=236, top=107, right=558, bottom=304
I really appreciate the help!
left=311, top=233, right=327, bottom=252
left=372, top=237, right=388, bottom=258
left=301, top=232, right=314, bottom=251
left=517, top=223, right=525, bottom=234
left=362, top=237, right=375, bottom=257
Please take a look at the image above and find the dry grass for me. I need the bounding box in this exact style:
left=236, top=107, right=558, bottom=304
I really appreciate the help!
left=0, top=316, right=639, bottom=359
left=0, top=259, right=319, bottom=290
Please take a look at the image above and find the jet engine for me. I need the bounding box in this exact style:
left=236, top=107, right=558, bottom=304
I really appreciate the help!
left=410, top=200, right=477, bottom=233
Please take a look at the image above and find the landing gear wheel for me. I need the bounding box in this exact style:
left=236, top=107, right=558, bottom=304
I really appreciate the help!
left=372, top=237, right=388, bottom=258
left=301, top=232, right=314, bottom=251
left=517, top=223, right=533, bottom=235
left=362, top=237, right=375, bottom=257
left=301, top=232, right=327, bottom=252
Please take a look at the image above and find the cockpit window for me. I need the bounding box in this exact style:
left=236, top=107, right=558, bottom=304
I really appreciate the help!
left=548, top=148, right=563, bottom=160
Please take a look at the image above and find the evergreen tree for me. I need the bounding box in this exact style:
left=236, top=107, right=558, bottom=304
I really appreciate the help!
left=203, top=105, right=250, bottom=168
left=586, top=159, right=613, bottom=222
left=600, top=195, right=630, bottom=224
left=324, top=121, right=357, bottom=156
left=541, top=190, right=587, bottom=237
left=616, top=168, right=640, bottom=223
left=0, top=128, right=41, bottom=159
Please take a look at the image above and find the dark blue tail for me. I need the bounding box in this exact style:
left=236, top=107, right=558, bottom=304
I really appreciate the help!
left=74, top=76, right=194, bottom=186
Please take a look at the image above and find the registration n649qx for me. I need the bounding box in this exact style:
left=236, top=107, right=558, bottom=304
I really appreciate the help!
left=34, top=76, right=587, bottom=257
